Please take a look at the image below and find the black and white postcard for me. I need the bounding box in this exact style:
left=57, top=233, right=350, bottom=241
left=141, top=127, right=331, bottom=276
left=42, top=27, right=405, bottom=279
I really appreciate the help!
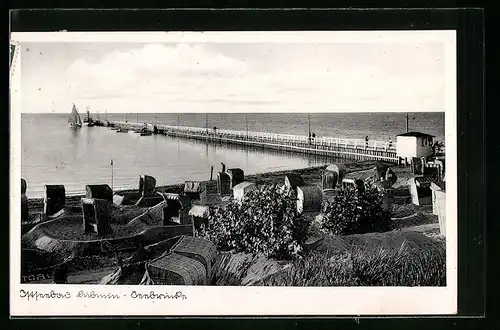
left=10, top=30, right=457, bottom=316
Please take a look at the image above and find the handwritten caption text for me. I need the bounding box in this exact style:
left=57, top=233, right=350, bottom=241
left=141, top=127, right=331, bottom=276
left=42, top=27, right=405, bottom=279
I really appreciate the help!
left=19, top=289, right=187, bottom=301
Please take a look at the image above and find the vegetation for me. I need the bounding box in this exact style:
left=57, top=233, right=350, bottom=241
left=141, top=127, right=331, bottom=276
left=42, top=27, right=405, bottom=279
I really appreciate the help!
left=260, top=240, right=446, bottom=286
left=319, top=183, right=393, bottom=236
left=206, top=184, right=309, bottom=260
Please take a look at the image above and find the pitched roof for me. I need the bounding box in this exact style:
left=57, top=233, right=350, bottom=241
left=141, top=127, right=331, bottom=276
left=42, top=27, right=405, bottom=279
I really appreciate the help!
left=396, top=132, right=435, bottom=138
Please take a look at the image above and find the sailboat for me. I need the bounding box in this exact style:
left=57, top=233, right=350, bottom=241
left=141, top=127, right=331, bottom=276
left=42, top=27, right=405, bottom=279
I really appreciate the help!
left=84, top=106, right=95, bottom=127
left=68, top=104, right=83, bottom=128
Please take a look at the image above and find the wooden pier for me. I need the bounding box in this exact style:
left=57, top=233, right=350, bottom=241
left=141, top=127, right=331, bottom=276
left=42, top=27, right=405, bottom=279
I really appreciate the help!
left=108, top=121, right=399, bottom=163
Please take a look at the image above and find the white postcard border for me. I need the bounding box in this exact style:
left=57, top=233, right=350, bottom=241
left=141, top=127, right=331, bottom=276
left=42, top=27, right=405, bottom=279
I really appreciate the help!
left=10, top=30, right=457, bottom=316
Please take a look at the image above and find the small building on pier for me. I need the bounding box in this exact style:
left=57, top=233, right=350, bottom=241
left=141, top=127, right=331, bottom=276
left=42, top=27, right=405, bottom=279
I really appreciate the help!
left=396, top=132, right=435, bottom=163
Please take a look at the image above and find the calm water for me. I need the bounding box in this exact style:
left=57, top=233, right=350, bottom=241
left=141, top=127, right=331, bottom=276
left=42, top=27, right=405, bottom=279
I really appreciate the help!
left=21, top=112, right=445, bottom=197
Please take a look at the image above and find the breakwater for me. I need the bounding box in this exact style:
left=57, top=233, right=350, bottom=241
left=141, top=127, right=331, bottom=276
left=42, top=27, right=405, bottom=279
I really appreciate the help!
left=109, top=121, right=399, bottom=163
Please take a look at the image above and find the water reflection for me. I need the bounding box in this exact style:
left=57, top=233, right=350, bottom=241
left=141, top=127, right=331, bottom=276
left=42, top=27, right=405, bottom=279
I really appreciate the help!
left=164, top=134, right=345, bottom=165
left=25, top=126, right=341, bottom=197
left=23, top=113, right=444, bottom=198
left=68, top=127, right=81, bottom=165
left=153, top=134, right=158, bottom=152
left=86, top=127, right=92, bottom=148
left=69, top=127, right=79, bottom=140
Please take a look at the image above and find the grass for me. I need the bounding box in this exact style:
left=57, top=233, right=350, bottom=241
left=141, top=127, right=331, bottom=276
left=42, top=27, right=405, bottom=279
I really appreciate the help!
left=392, top=203, right=434, bottom=218
left=259, top=239, right=446, bottom=286
left=210, top=229, right=446, bottom=287
left=391, top=212, right=438, bottom=229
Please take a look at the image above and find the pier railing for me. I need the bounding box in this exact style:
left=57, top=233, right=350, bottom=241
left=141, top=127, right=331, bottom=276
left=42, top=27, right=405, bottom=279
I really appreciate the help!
left=112, top=121, right=398, bottom=162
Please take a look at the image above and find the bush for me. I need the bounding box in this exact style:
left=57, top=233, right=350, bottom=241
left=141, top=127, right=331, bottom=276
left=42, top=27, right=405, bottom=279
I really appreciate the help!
left=260, top=241, right=446, bottom=286
left=320, top=183, right=393, bottom=235
left=207, top=184, right=308, bottom=260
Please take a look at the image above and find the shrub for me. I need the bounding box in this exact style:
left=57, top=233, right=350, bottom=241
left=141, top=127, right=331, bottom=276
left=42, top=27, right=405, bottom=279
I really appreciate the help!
left=207, top=184, right=308, bottom=260
left=320, top=183, right=393, bottom=236
left=260, top=241, right=446, bottom=286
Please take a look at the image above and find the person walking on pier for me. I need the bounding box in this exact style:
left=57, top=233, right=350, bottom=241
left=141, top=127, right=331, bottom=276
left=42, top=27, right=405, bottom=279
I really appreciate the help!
left=388, top=138, right=393, bottom=149
left=312, top=132, right=316, bottom=145
left=308, top=132, right=312, bottom=145
left=365, top=135, right=369, bottom=148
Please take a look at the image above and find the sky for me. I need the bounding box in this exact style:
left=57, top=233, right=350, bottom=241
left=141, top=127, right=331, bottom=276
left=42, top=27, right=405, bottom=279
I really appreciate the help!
left=20, top=40, right=446, bottom=113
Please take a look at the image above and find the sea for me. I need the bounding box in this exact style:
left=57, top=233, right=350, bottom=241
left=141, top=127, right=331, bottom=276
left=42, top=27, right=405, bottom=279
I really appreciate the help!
left=21, top=112, right=445, bottom=198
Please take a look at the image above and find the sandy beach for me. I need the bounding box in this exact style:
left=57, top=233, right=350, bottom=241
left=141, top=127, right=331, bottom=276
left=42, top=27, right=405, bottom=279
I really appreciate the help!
left=27, top=159, right=414, bottom=214
left=21, top=159, right=443, bottom=286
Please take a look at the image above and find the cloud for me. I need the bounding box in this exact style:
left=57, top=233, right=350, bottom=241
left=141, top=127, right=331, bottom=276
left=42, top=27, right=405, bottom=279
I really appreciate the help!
left=24, top=42, right=446, bottom=113
left=66, top=44, right=248, bottom=97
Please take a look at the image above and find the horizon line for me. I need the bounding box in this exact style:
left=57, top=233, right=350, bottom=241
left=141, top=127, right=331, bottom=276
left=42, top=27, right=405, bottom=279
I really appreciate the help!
left=20, top=110, right=446, bottom=114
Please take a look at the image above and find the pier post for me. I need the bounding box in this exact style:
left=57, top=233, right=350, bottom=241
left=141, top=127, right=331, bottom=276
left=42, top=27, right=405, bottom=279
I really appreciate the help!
left=110, top=159, right=114, bottom=192
left=308, top=114, right=311, bottom=142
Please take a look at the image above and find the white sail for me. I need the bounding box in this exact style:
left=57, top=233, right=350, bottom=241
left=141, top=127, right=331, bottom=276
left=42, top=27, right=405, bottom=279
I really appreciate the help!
left=68, top=104, right=82, bottom=126
left=77, top=110, right=82, bottom=125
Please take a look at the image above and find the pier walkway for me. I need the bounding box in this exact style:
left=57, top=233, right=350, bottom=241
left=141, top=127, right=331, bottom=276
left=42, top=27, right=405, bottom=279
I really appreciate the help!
left=109, top=121, right=399, bottom=163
